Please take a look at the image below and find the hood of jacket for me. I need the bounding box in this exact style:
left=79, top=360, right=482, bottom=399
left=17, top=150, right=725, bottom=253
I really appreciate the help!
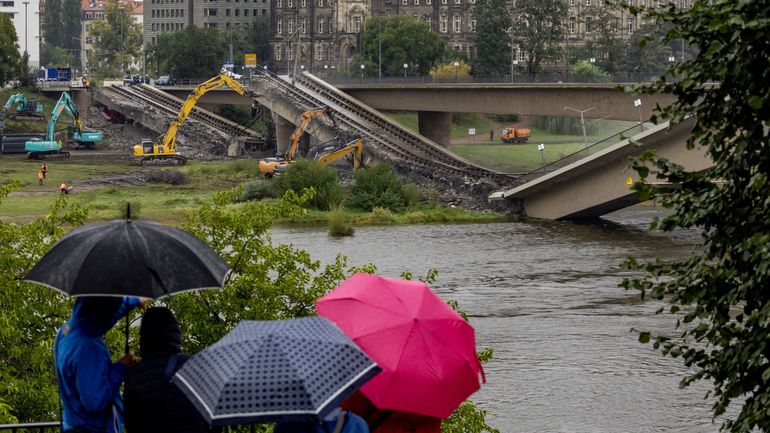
left=140, top=307, right=181, bottom=358
left=68, top=297, right=127, bottom=337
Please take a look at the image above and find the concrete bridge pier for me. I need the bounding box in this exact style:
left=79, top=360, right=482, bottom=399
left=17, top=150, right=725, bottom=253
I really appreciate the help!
left=273, top=113, right=295, bottom=155
left=418, top=111, right=452, bottom=147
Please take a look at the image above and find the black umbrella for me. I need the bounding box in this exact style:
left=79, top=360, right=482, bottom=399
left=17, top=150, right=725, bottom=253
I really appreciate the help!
left=25, top=219, right=230, bottom=298
left=25, top=214, right=231, bottom=352
left=171, top=316, right=381, bottom=426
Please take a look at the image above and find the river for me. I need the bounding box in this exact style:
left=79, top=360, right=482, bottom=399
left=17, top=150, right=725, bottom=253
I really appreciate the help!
left=270, top=205, right=718, bottom=433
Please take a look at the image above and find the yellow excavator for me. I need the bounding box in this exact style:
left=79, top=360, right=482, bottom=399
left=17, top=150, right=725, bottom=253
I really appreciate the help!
left=258, top=106, right=334, bottom=176
left=132, top=74, right=251, bottom=164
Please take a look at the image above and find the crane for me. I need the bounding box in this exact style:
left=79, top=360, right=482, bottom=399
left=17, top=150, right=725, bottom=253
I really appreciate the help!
left=2, top=93, right=44, bottom=120
left=24, top=92, right=103, bottom=158
left=258, top=106, right=334, bottom=176
left=132, top=74, right=252, bottom=165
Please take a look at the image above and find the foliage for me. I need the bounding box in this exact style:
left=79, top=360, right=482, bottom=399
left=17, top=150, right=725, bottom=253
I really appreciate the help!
left=357, top=16, right=445, bottom=77
left=250, top=17, right=272, bottom=65
left=40, top=44, right=76, bottom=68
left=621, top=0, right=770, bottom=431
left=471, top=0, right=512, bottom=76
left=328, top=207, right=354, bottom=237
left=582, top=4, right=625, bottom=73
left=217, top=104, right=253, bottom=126
left=16, top=51, right=34, bottom=88
left=272, top=160, right=344, bottom=211
left=41, top=0, right=80, bottom=58
left=430, top=61, right=471, bottom=80
left=532, top=114, right=597, bottom=136
left=0, top=13, right=21, bottom=87
left=345, top=163, right=419, bottom=212
left=240, top=178, right=276, bottom=202
left=0, top=183, right=89, bottom=422
left=442, top=401, right=500, bottom=433
left=624, top=23, right=674, bottom=75
left=569, top=60, right=610, bottom=83
left=153, top=26, right=228, bottom=78
left=88, top=0, right=142, bottom=76
left=513, top=0, right=567, bottom=74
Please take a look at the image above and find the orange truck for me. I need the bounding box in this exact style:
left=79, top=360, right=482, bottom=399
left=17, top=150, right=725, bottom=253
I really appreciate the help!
left=500, top=127, right=531, bottom=144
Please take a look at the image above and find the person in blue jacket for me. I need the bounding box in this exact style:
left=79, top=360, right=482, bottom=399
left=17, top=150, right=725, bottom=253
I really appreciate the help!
left=54, top=296, right=143, bottom=433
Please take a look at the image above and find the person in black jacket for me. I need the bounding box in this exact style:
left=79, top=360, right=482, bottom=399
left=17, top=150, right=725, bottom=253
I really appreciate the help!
left=124, top=307, right=211, bottom=433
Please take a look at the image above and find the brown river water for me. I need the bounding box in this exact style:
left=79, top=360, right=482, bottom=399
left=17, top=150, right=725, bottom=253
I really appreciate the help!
left=270, top=205, right=720, bottom=433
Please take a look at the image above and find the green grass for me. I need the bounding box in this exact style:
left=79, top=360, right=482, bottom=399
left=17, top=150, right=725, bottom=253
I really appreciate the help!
left=386, top=112, right=493, bottom=139
left=449, top=142, right=586, bottom=173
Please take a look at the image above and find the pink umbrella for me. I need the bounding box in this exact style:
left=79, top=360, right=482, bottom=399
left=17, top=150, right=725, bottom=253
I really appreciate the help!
left=316, top=273, right=485, bottom=419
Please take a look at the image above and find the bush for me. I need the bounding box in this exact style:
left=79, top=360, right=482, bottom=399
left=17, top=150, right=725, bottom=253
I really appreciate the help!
left=240, top=179, right=275, bottom=202
left=143, top=169, right=186, bottom=185
left=346, top=163, right=420, bottom=212
left=362, top=207, right=396, bottom=225
left=328, top=207, right=354, bottom=237
left=271, top=160, right=344, bottom=210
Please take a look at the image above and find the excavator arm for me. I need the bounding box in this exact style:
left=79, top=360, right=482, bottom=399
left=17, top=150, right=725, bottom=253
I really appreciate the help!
left=3, top=94, right=24, bottom=112
left=315, top=139, right=364, bottom=170
left=160, top=74, right=250, bottom=151
left=47, top=92, right=82, bottom=141
left=285, top=106, right=334, bottom=162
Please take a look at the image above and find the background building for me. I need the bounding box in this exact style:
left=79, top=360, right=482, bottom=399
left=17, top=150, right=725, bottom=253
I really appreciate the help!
left=1, top=0, right=41, bottom=67
left=81, top=0, right=143, bottom=72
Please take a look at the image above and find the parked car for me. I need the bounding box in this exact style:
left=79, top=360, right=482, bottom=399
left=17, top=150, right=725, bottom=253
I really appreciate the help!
left=156, top=75, right=175, bottom=86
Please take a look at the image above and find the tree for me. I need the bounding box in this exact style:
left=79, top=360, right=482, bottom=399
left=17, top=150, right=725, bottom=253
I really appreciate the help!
left=430, top=60, right=472, bottom=80
left=622, top=23, right=673, bottom=77
left=42, top=0, right=63, bottom=47
left=88, top=0, right=142, bottom=75
left=41, top=43, right=76, bottom=67
left=0, top=13, right=21, bottom=87
left=582, top=4, right=625, bottom=73
left=569, top=59, right=610, bottom=82
left=513, top=0, right=567, bottom=74
left=250, top=17, right=272, bottom=65
left=61, top=0, right=83, bottom=64
left=622, top=0, right=770, bottom=431
left=154, top=26, right=228, bottom=78
left=357, top=16, right=445, bottom=77
left=17, top=51, right=34, bottom=87
left=471, top=0, right=511, bottom=76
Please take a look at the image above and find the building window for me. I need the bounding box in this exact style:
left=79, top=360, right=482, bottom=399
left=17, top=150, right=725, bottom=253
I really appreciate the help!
left=471, top=18, right=476, bottom=32
left=402, top=0, right=407, bottom=5
left=440, top=15, right=447, bottom=32
left=244, top=8, right=248, bottom=15
left=426, top=0, right=431, bottom=4
left=287, top=18, right=293, bottom=33
left=288, top=49, right=293, bottom=60
left=301, top=17, right=306, bottom=33
left=236, top=8, right=240, bottom=15
left=453, top=15, right=461, bottom=32
left=288, top=0, right=292, bottom=7
left=301, top=0, right=305, bottom=6
left=569, top=16, right=576, bottom=33
left=277, top=0, right=281, bottom=6
left=425, top=16, right=431, bottom=28
left=569, top=0, right=574, bottom=4
left=275, top=46, right=281, bottom=60
left=316, top=44, right=323, bottom=60
left=0, top=1, right=14, bottom=6
left=353, top=15, right=361, bottom=32
left=319, top=0, right=323, bottom=5
left=585, top=0, right=591, bottom=4
left=225, top=8, right=230, bottom=15
left=277, top=19, right=282, bottom=33
left=318, top=17, right=324, bottom=32
left=455, top=0, right=460, bottom=4
left=627, top=17, right=634, bottom=32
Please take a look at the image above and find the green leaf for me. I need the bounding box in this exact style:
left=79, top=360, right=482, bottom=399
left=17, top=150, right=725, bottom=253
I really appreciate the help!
left=639, top=332, right=651, bottom=344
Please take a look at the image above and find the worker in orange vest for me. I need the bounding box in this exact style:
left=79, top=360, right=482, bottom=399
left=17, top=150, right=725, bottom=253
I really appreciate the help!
left=60, top=182, right=70, bottom=194
left=38, top=170, right=44, bottom=185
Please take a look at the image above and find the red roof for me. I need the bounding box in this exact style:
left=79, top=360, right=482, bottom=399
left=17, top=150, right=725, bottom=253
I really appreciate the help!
left=82, top=0, right=143, bottom=14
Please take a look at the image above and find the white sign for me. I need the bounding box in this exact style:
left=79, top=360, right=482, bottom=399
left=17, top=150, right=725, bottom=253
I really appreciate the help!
left=634, top=99, right=642, bottom=107
left=538, top=143, right=545, bottom=151
left=468, top=128, right=476, bottom=135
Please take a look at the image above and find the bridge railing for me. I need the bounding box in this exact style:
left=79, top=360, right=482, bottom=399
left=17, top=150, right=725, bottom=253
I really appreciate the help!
left=317, top=73, right=664, bottom=85
left=515, top=124, right=644, bottom=182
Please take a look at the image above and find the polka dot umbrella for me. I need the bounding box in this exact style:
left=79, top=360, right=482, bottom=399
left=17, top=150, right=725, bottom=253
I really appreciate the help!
left=171, top=316, right=381, bottom=426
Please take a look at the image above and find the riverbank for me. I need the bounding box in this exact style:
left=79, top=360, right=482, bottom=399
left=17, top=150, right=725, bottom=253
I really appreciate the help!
left=0, top=155, right=505, bottom=225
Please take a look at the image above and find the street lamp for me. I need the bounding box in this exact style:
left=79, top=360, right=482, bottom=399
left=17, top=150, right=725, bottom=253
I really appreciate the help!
left=668, top=56, right=676, bottom=63
left=589, top=57, right=596, bottom=64
left=403, top=63, right=407, bottom=78
left=563, top=105, right=597, bottom=148
left=22, top=1, right=29, bottom=53
left=360, top=64, right=365, bottom=78
left=634, top=99, right=644, bottom=132
left=453, top=61, right=459, bottom=82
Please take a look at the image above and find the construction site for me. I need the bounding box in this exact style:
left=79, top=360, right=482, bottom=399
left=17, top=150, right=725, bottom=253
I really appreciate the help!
left=1, top=69, right=520, bottom=212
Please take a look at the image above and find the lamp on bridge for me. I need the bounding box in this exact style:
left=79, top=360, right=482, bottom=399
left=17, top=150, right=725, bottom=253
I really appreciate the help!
left=589, top=57, right=596, bottom=64
left=634, top=99, right=644, bottom=132
left=453, top=61, right=459, bottom=82
left=360, top=64, right=365, bottom=79
left=563, top=105, right=596, bottom=149
left=403, top=63, right=408, bottom=78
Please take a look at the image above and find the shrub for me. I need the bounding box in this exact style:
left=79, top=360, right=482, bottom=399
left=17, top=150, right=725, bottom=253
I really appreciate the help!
left=240, top=179, right=276, bottom=202
left=272, top=160, right=344, bottom=210
left=402, top=183, right=421, bottom=207
left=403, top=211, right=427, bottom=223
left=328, top=207, right=354, bottom=237
left=143, top=170, right=186, bottom=185
left=362, top=207, right=396, bottom=225
left=346, top=163, right=419, bottom=212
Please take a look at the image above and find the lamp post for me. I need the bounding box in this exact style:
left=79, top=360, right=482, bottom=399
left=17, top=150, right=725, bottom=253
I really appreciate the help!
left=378, top=20, right=382, bottom=78
left=22, top=1, right=29, bottom=54
left=589, top=57, right=595, bottom=64
left=563, top=105, right=596, bottom=148
left=512, top=59, right=518, bottom=82
left=360, top=64, right=364, bottom=78
left=634, top=99, right=644, bottom=132
left=453, top=61, right=459, bottom=82
left=403, top=63, right=407, bottom=78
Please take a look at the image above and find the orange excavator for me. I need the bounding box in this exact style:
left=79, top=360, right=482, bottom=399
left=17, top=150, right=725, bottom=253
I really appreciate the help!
left=258, top=106, right=334, bottom=176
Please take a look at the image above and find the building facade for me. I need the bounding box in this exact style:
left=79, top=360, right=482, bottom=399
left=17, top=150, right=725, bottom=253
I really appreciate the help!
left=81, top=0, right=143, bottom=72
left=142, top=0, right=269, bottom=46
left=1, top=0, right=41, bottom=67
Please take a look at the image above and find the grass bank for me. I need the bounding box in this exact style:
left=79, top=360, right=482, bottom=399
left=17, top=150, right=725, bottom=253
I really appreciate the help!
left=0, top=157, right=503, bottom=226
left=1, top=88, right=73, bottom=133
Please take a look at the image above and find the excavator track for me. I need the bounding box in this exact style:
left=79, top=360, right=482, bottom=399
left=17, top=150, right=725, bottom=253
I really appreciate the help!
left=140, top=154, right=187, bottom=165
